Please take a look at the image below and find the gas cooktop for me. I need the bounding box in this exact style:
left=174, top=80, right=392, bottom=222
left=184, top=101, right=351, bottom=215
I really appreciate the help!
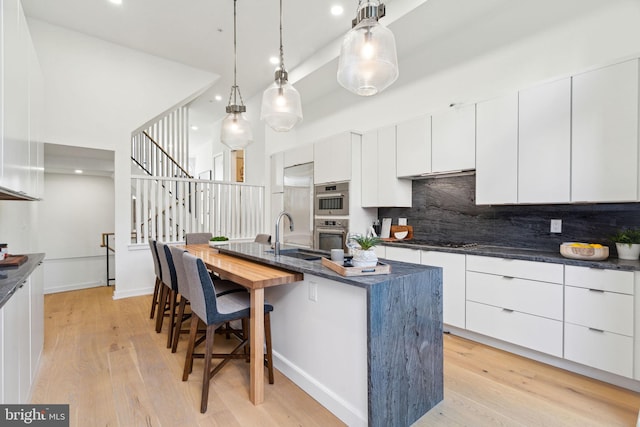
left=400, top=240, right=479, bottom=249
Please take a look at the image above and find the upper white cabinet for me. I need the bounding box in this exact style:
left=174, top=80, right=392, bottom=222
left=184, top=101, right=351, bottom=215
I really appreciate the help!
left=314, top=132, right=353, bottom=184
left=361, top=126, right=412, bottom=207
left=571, top=59, right=639, bottom=202
left=283, top=144, right=313, bottom=168
left=518, top=78, right=571, bottom=204
left=476, top=94, right=518, bottom=205
left=396, top=115, right=431, bottom=177
left=270, top=152, right=284, bottom=193
left=431, top=104, right=475, bottom=173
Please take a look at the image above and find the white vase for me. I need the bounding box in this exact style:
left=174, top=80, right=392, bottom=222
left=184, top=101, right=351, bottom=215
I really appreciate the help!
left=352, top=248, right=378, bottom=267
left=615, top=243, right=640, bottom=260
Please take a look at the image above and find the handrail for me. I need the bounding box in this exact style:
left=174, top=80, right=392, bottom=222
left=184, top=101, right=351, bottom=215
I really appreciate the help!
left=142, top=131, right=193, bottom=178
left=100, top=233, right=115, bottom=286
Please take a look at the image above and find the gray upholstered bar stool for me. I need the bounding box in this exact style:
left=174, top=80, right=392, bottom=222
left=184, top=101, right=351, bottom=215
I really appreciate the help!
left=185, top=232, right=212, bottom=245
left=148, top=239, right=163, bottom=319
left=181, top=252, right=274, bottom=413
left=155, top=242, right=179, bottom=347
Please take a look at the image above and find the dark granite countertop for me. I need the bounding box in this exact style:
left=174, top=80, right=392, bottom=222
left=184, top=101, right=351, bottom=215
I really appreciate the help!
left=382, top=241, right=640, bottom=271
left=0, top=253, right=45, bottom=309
left=216, top=242, right=436, bottom=289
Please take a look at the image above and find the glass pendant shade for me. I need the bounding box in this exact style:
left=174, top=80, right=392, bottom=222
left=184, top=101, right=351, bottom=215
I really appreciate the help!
left=261, top=72, right=303, bottom=132
left=337, top=11, right=399, bottom=96
left=221, top=110, right=253, bottom=150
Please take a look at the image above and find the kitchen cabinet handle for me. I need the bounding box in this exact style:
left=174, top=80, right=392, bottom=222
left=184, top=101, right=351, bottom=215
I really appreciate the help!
left=502, top=308, right=514, bottom=313
left=588, top=288, right=605, bottom=293
left=588, top=327, right=605, bottom=333
left=502, top=276, right=514, bottom=280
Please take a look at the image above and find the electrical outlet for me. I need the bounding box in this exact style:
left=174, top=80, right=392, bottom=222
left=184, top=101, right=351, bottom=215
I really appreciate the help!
left=550, top=219, right=562, bottom=233
left=308, top=282, right=318, bottom=302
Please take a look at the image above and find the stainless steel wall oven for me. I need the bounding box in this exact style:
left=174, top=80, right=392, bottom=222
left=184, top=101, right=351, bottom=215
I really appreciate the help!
left=314, top=182, right=349, bottom=216
left=314, top=219, right=349, bottom=252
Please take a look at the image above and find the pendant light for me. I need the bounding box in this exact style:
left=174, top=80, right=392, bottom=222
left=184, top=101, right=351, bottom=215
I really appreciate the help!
left=337, top=0, right=399, bottom=96
left=260, top=0, right=303, bottom=132
left=221, top=0, right=253, bottom=150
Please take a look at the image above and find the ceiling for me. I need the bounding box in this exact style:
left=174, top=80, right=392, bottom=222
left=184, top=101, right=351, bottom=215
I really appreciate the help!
left=22, top=0, right=614, bottom=173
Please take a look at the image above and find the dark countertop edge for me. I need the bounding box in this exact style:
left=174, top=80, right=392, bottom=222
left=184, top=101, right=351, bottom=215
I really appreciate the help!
left=382, top=241, right=640, bottom=271
left=0, top=253, right=46, bottom=309
left=215, top=243, right=438, bottom=289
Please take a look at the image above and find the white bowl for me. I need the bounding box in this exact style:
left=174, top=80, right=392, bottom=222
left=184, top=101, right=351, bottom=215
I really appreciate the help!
left=394, top=231, right=408, bottom=240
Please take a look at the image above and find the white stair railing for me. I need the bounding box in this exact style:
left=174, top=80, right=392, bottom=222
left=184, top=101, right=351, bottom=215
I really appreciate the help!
left=131, top=175, right=264, bottom=244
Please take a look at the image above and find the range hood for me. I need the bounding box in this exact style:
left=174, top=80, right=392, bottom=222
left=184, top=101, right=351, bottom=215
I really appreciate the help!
left=0, top=186, right=40, bottom=201
left=408, top=169, right=476, bottom=180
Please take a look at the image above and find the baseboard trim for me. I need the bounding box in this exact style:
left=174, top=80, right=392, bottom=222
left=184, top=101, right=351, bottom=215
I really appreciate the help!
left=43, top=281, right=103, bottom=294
left=112, top=287, right=153, bottom=300
left=272, top=350, right=367, bottom=427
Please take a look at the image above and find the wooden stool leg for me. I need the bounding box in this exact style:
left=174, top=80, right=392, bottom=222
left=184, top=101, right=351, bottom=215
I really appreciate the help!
left=150, top=277, right=160, bottom=319
left=200, top=324, right=216, bottom=413
left=265, top=312, right=274, bottom=384
left=172, top=296, right=187, bottom=353
left=155, top=285, right=168, bottom=333
left=167, top=289, right=177, bottom=348
left=182, top=314, right=199, bottom=381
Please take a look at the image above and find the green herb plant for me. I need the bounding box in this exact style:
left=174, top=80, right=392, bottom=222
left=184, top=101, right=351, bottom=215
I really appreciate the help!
left=210, top=236, right=230, bottom=242
left=611, top=228, right=640, bottom=245
left=352, top=235, right=382, bottom=250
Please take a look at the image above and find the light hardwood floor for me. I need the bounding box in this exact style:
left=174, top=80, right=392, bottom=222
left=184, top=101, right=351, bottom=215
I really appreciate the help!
left=31, top=287, right=640, bottom=426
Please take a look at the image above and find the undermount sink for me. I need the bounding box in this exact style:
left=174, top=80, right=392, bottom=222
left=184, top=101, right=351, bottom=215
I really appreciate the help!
left=268, top=248, right=323, bottom=261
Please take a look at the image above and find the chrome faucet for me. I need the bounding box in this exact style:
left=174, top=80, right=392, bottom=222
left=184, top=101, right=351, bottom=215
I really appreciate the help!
left=274, top=211, right=294, bottom=256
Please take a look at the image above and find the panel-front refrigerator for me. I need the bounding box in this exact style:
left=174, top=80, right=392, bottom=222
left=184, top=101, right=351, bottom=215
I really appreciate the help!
left=283, top=162, right=313, bottom=248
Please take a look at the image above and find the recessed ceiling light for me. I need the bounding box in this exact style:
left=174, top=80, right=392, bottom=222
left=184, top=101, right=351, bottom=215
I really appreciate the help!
left=109, top=0, right=123, bottom=5
left=191, top=125, right=199, bottom=131
left=330, top=5, right=344, bottom=16
left=74, top=169, right=83, bottom=174
left=214, top=94, right=223, bottom=102
left=269, top=56, right=279, bottom=65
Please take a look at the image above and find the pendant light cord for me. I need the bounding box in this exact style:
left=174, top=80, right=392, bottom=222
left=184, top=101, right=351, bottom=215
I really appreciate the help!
left=279, top=0, right=285, bottom=71
left=227, top=0, right=245, bottom=108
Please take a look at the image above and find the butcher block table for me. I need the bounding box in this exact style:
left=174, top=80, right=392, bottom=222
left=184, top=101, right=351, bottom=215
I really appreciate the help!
left=179, top=244, right=303, bottom=405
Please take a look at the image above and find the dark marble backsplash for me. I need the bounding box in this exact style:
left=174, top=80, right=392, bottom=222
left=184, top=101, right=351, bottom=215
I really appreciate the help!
left=378, top=175, right=640, bottom=254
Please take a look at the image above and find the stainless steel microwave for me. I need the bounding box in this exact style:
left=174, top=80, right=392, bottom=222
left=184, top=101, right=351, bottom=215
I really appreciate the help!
left=314, top=182, right=349, bottom=216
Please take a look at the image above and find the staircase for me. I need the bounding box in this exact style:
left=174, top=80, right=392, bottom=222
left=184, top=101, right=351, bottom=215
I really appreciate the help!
left=130, top=105, right=264, bottom=244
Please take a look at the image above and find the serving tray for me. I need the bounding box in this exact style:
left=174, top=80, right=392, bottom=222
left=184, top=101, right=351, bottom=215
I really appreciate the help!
left=321, top=257, right=391, bottom=276
left=0, top=255, right=28, bottom=268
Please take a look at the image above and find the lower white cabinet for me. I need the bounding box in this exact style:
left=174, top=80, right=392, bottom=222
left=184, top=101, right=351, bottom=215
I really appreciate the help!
left=564, top=265, right=635, bottom=378
left=0, top=263, right=44, bottom=404
left=421, top=251, right=466, bottom=329
left=465, top=256, right=563, bottom=357
left=466, top=301, right=563, bottom=357
left=384, top=246, right=421, bottom=264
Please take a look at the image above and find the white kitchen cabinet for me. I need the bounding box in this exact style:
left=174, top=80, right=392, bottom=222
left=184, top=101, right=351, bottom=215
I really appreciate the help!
left=270, top=152, right=284, bottom=193
left=421, top=251, right=466, bottom=329
left=361, top=126, right=412, bottom=207
left=465, top=255, right=564, bottom=357
left=466, top=301, right=563, bottom=357
left=2, top=280, right=30, bottom=404
left=571, top=59, right=639, bottom=202
left=564, top=266, right=634, bottom=378
left=518, top=78, right=571, bottom=203
left=475, top=94, right=518, bottom=205
left=1, top=0, right=30, bottom=194
left=30, top=265, right=44, bottom=380
left=431, top=105, right=475, bottom=173
left=314, top=132, right=354, bottom=184
left=384, top=246, right=421, bottom=264
left=283, top=144, right=313, bottom=168
left=396, top=115, right=431, bottom=177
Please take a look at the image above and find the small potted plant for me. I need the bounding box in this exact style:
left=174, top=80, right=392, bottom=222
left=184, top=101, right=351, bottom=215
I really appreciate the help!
left=351, top=235, right=382, bottom=267
left=209, top=236, right=230, bottom=247
left=611, top=228, right=640, bottom=260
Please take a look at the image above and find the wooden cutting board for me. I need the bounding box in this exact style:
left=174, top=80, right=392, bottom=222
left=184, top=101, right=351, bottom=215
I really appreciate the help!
left=0, top=255, right=28, bottom=268
left=381, top=225, right=414, bottom=241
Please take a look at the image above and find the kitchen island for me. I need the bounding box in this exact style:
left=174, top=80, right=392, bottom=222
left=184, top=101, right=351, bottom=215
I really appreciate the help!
left=216, top=242, right=443, bottom=427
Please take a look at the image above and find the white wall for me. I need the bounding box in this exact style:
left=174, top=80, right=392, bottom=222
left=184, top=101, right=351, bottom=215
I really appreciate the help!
left=39, top=172, right=115, bottom=293
left=27, top=19, right=218, bottom=299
